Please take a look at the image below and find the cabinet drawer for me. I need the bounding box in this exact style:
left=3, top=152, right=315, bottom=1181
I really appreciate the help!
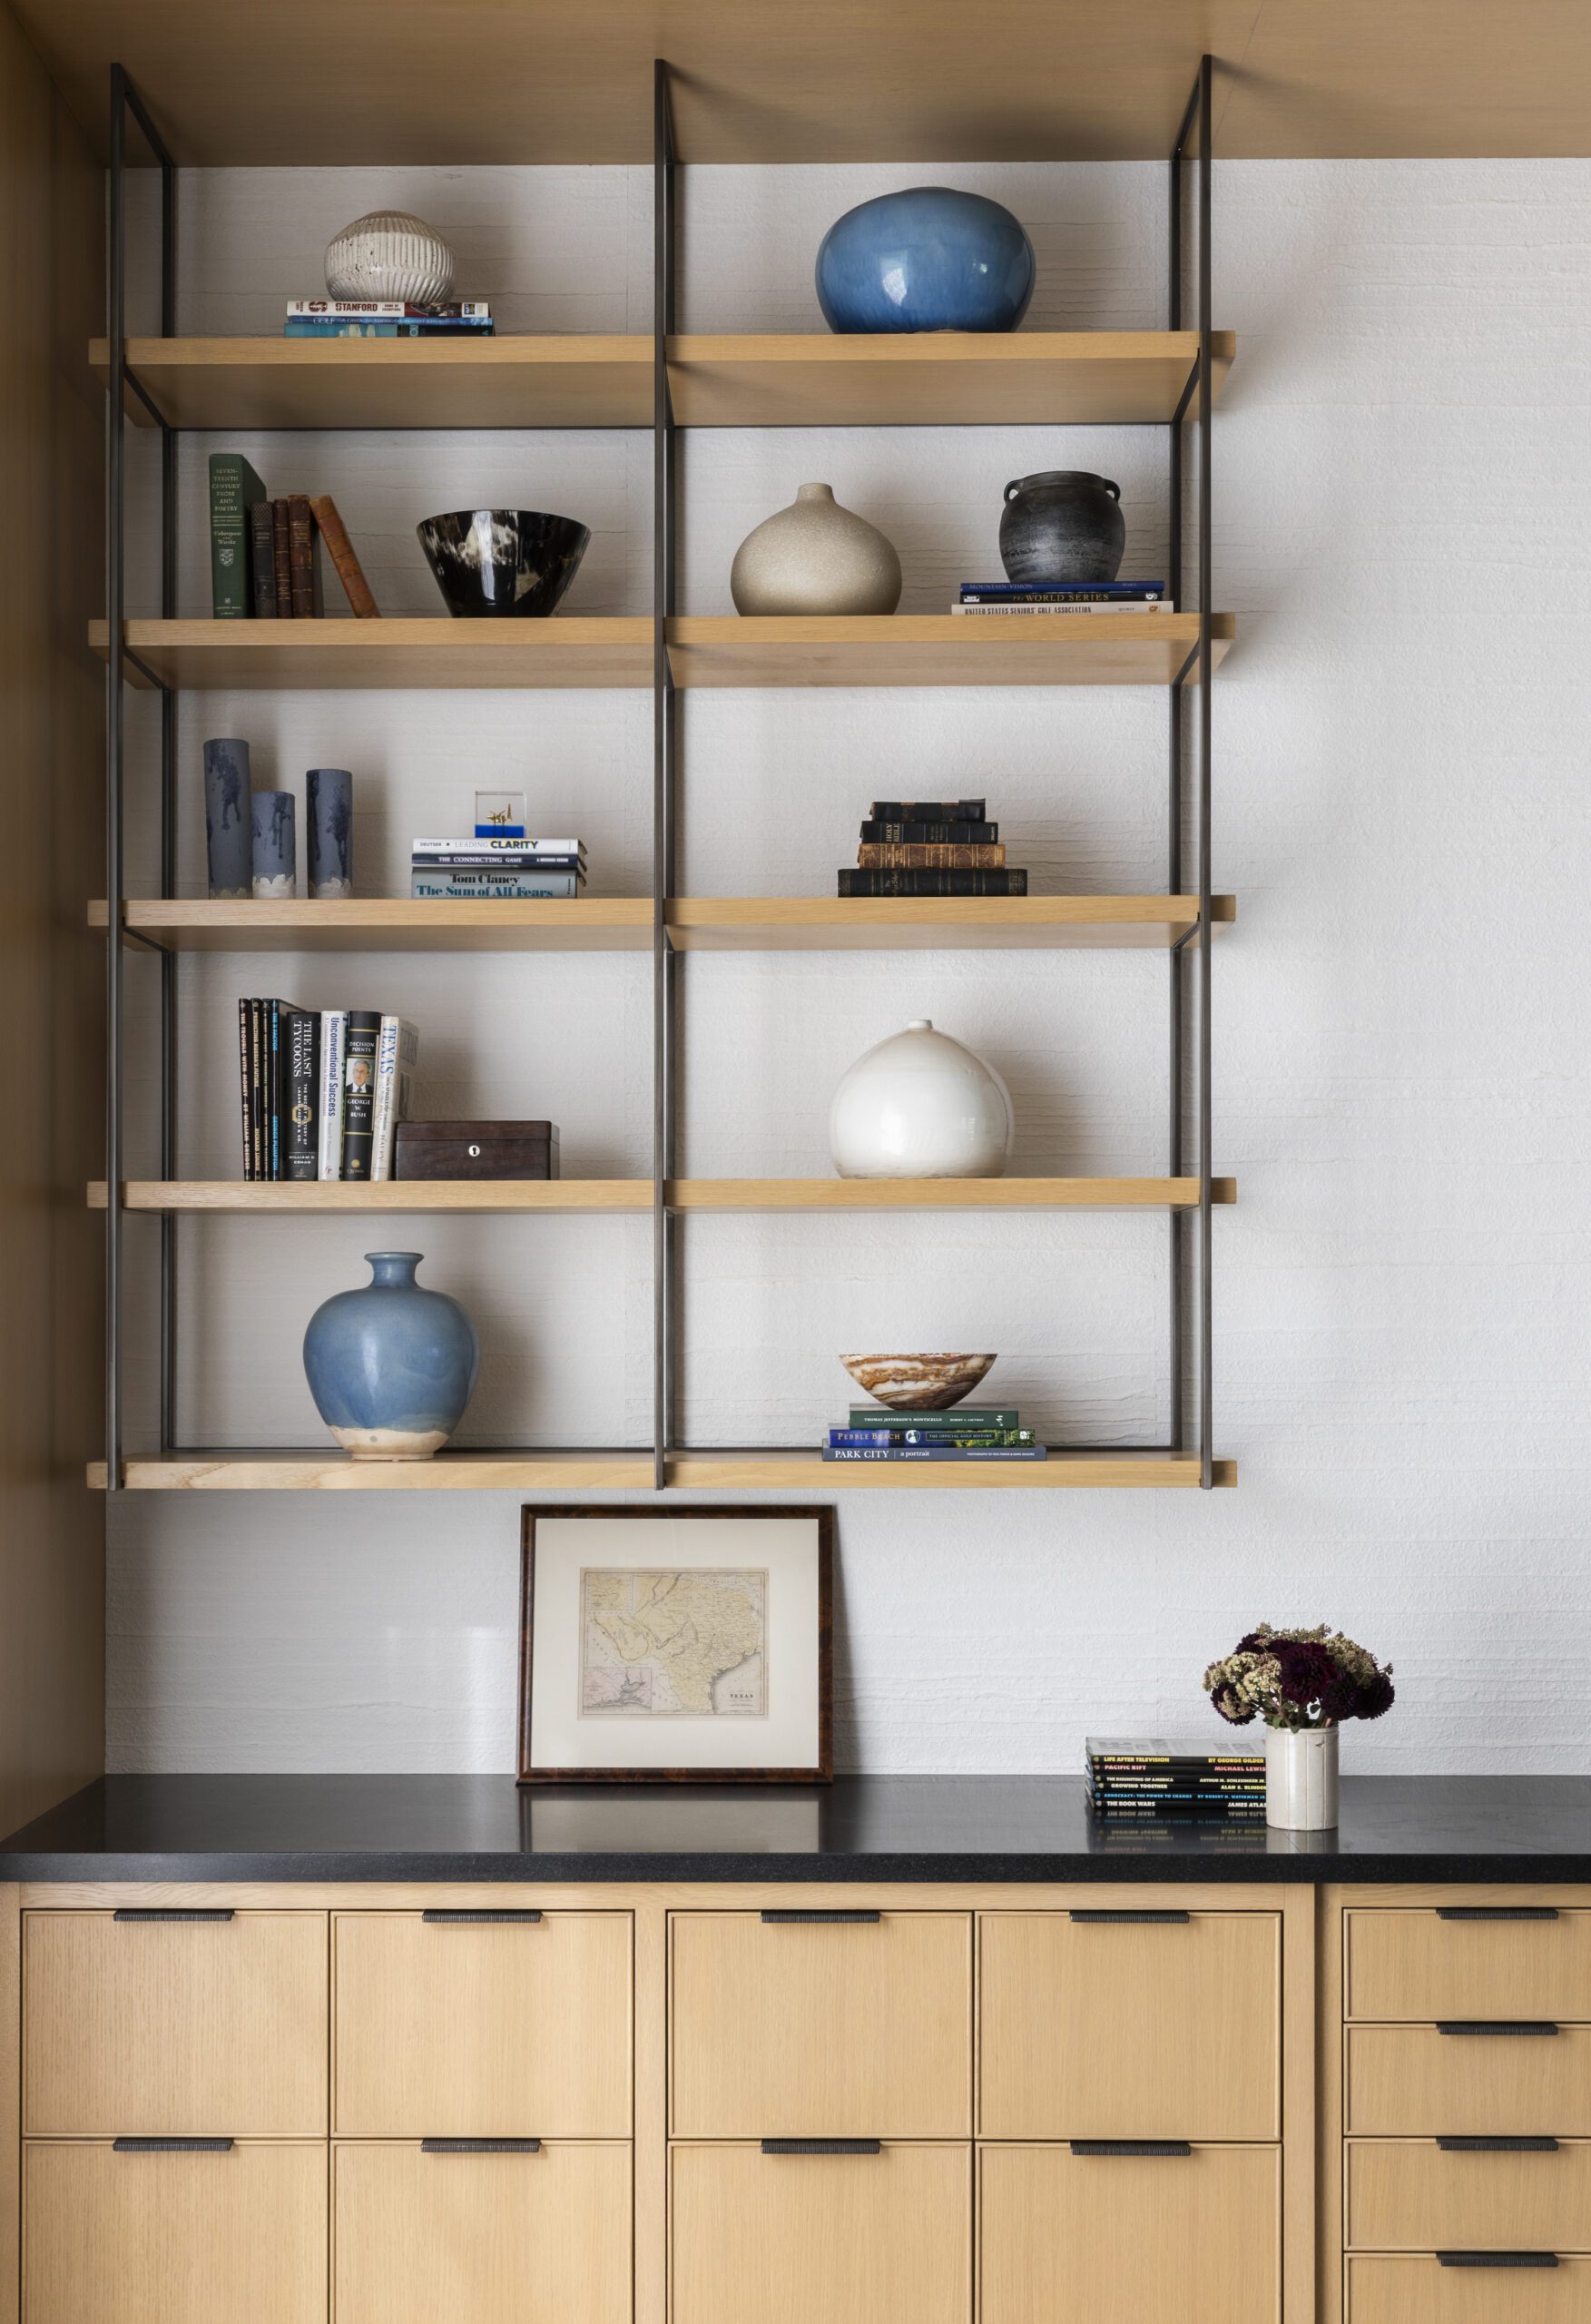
left=1347, top=2138, right=1591, bottom=2251
left=24, top=1909, right=328, bottom=2135
left=980, top=2143, right=1279, bottom=2324
left=671, top=2141, right=969, bottom=2324
left=670, top=1911, right=970, bottom=2137
left=333, top=1909, right=630, bottom=2136
left=1347, top=2255, right=1590, bottom=2324
left=23, top=2139, right=325, bottom=2324
left=1347, top=1909, right=1591, bottom=2023
left=1346, top=2026, right=1591, bottom=2135
left=334, top=2140, right=630, bottom=2324
left=979, top=1910, right=1279, bottom=2140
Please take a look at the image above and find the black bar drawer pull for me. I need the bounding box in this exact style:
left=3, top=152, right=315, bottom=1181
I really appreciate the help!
left=421, top=2138, right=541, bottom=2154
left=1438, top=1907, right=1560, bottom=1922
left=1070, top=2141, right=1193, bottom=2157
left=1438, top=2021, right=1559, bottom=2037
left=113, top=1909, right=234, bottom=1923
left=113, top=2137, right=233, bottom=2152
left=421, top=1910, right=543, bottom=1924
left=1070, top=1910, right=1190, bottom=1925
left=761, top=2139, right=881, bottom=2155
left=760, top=1911, right=880, bottom=1925
left=1439, top=2137, right=1560, bottom=2152
left=1438, top=2252, right=1559, bottom=2270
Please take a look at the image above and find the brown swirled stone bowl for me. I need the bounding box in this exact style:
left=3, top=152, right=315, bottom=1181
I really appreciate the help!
left=840, top=1353, right=996, bottom=1412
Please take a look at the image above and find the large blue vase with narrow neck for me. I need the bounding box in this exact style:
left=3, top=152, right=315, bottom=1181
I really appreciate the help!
left=303, top=1251, right=479, bottom=1460
left=816, top=186, right=1036, bottom=334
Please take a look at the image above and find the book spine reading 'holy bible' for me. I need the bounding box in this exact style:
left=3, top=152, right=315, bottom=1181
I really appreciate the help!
left=339, top=1012, right=382, bottom=1181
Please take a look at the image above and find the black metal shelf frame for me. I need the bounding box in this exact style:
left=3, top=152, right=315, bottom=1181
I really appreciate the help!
left=101, top=59, right=1220, bottom=1491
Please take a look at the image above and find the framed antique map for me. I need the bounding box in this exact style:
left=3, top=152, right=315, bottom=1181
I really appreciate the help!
left=517, top=1506, right=833, bottom=1783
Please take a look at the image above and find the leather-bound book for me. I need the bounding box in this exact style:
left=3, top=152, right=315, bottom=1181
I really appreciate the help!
left=309, top=494, right=380, bottom=617
left=248, top=499, right=277, bottom=616
left=271, top=498, right=293, bottom=616
left=286, top=494, right=322, bottom=616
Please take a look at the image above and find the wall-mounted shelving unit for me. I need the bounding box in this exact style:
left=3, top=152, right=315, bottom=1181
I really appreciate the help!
left=96, top=55, right=1234, bottom=1495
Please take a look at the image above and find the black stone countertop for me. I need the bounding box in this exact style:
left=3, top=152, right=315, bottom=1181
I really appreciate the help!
left=2, top=1773, right=1588, bottom=1885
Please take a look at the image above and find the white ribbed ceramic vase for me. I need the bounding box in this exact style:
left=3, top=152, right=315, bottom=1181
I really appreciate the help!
left=830, top=1019, right=1013, bottom=1178
left=324, top=211, right=455, bottom=304
left=1265, top=1726, right=1340, bottom=1829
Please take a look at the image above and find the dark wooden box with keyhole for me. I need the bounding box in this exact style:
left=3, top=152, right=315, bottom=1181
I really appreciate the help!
left=394, top=1121, right=561, bottom=1179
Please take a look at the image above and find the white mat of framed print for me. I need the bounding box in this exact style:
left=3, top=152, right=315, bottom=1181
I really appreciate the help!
left=517, top=1505, right=833, bottom=1783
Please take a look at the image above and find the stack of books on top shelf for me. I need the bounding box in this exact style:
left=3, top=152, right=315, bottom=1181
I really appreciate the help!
left=410, top=835, right=588, bottom=900
left=284, top=300, right=495, bottom=337
left=822, top=1407, right=1046, bottom=1464
left=237, top=1002, right=417, bottom=1183
left=1086, top=1735, right=1267, bottom=1823
left=951, top=580, right=1167, bottom=615
left=838, top=798, right=1027, bottom=899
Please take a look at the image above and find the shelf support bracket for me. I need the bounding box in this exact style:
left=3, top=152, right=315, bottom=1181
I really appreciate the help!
left=652, top=60, right=679, bottom=1491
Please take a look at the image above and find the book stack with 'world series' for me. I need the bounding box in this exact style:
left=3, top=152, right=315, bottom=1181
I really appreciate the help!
left=1086, top=1736, right=1267, bottom=1822
left=838, top=798, right=1027, bottom=900
left=410, top=836, right=587, bottom=901
left=823, top=1408, right=1046, bottom=1463
left=951, top=580, right=1167, bottom=615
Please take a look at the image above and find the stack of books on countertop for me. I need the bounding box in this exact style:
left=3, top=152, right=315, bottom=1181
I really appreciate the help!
left=823, top=1406, right=1046, bottom=1463
left=1087, top=1736, right=1267, bottom=1822
left=839, top=798, right=1026, bottom=899
left=410, top=834, right=588, bottom=900
left=951, top=580, right=1167, bottom=615
left=210, top=456, right=378, bottom=618
left=284, top=300, right=495, bottom=337
left=238, top=1004, right=417, bottom=1183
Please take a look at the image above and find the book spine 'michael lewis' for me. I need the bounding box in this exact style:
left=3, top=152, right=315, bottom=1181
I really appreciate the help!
left=208, top=454, right=268, bottom=619
left=839, top=869, right=1027, bottom=898
left=339, top=1011, right=382, bottom=1181
left=287, top=496, right=319, bottom=617
left=285, top=1010, right=321, bottom=1182
left=248, top=500, right=278, bottom=617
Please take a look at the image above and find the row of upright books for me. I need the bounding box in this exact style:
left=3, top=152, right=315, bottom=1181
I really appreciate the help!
left=950, top=580, right=1167, bottom=615
left=1086, top=1736, right=1267, bottom=1822
left=237, top=1003, right=417, bottom=1182
left=283, top=300, right=495, bottom=338
left=410, top=834, right=588, bottom=900
left=838, top=797, right=1026, bottom=900
left=823, top=1405, right=1046, bottom=1463
left=210, top=456, right=378, bottom=619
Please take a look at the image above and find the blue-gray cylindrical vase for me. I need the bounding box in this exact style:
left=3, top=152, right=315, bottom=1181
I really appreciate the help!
left=303, top=1251, right=480, bottom=1460
left=251, top=790, right=297, bottom=898
left=204, top=737, right=251, bottom=898
left=307, top=767, right=354, bottom=898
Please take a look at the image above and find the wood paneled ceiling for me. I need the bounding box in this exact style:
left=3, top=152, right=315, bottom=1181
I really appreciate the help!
left=11, top=0, right=1591, bottom=164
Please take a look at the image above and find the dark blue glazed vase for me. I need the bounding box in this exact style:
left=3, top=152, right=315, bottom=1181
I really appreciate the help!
left=303, top=1251, right=479, bottom=1460
left=816, top=187, right=1036, bottom=334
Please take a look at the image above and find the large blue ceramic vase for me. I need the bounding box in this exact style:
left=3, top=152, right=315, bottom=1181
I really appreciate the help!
left=816, top=187, right=1035, bottom=333
left=303, top=1251, right=479, bottom=1460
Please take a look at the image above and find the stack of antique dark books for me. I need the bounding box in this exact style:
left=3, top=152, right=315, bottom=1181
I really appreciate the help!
left=839, top=797, right=1027, bottom=899
left=1086, top=1735, right=1267, bottom=1822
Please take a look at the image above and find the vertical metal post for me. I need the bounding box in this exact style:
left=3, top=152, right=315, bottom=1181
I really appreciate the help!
left=1166, top=97, right=1188, bottom=1452
left=651, top=63, right=677, bottom=1491
left=1194, top=55, right=1215, bottom=1487
left=104, top=71, right=129, bottom=1492
left=157, top=130, right=178, bottom=1454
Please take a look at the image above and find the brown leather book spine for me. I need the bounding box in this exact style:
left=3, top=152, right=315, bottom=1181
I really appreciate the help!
left=857, top=842, right=1007, bottom=870
left=287, top=494, right=319, bottom=616
left=271, top=499, right=293, bottom=616
left=309, top=493, right=380, bottom=617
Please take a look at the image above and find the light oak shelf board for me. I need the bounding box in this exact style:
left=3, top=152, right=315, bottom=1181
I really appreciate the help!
left=93, top=330, right=1233, bottom=433
left=93, top=614, right=1234, bottom=692
left=90, top=897, right=654, bottom=952
left=86, top=1448, right=1235, bottom=1491
left=667, top=895, right=1236, bottom=950
left=89, top=1177, right=1234, bottom=1214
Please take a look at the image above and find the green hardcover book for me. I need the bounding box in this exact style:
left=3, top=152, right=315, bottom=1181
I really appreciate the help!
left=209, top=453, right=269, bottom=618
left=847, top=1407, right=1020, bottom=1431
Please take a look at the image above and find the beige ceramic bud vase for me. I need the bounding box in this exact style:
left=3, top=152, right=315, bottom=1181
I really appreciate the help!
left=731, top=483, right=902, bottom=615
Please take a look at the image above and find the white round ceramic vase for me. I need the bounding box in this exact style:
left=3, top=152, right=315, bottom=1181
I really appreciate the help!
left=829, top=1019, right=1013, bottom=1178
left=1265, top=1725, right=1340, bottom=1829
left=324, top=211, right=455, bottom=304
left=730, top=483, right=902, bottom=615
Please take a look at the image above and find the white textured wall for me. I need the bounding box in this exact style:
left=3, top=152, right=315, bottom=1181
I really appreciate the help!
left=109, top=160, right=1591, bottom=1777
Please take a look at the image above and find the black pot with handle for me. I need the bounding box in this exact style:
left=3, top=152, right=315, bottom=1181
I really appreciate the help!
left=998, top=470, right=1125, bottom=586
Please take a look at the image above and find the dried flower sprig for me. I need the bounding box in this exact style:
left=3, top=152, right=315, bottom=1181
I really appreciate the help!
left=1203, top=1623, right=1394, bottom=1733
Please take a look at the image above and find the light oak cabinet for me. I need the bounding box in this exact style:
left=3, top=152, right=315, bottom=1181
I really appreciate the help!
left=1345, top=2255, right=1591, bottom=2324
left=333, top=1908, right=631, bottom=2136
left=669, top=1909, right=971, bottom=2137
left=671, top=2140, right=971, bottom=2324
left=1345, top=1907, right=1591, bottom=2023
left=980, top=2142, right=1281, bottom=2324
left=23, top=1909, right=328, bottom=2135
left=1346, top=2137, right=1591, bottom=2251
left=23, top=2140, right=326, bottom=2324
left=333, top=2139, right=632, bottom=2324
left=1344, top=2024, right=1591, bottom=2136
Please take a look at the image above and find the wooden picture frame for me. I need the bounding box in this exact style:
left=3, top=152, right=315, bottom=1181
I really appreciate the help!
left=517, top=1504, right=833, bottom=1784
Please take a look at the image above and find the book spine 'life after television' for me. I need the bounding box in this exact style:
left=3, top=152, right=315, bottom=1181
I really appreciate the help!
left=248, top=501, right=278, bottom=617
left=369, top=1017, right=419, bottom=1182
left=317, top=1011, right=349, bottom=1180
left=286, top=1010, right=320, bottom=1182
left=839, top=869, right=1027, bottom=897
left=209, top=454, right=269, bottom=619
left=339, top=1013, right=382, bottom=1181
left=309, top=495, right=380, bottom=618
